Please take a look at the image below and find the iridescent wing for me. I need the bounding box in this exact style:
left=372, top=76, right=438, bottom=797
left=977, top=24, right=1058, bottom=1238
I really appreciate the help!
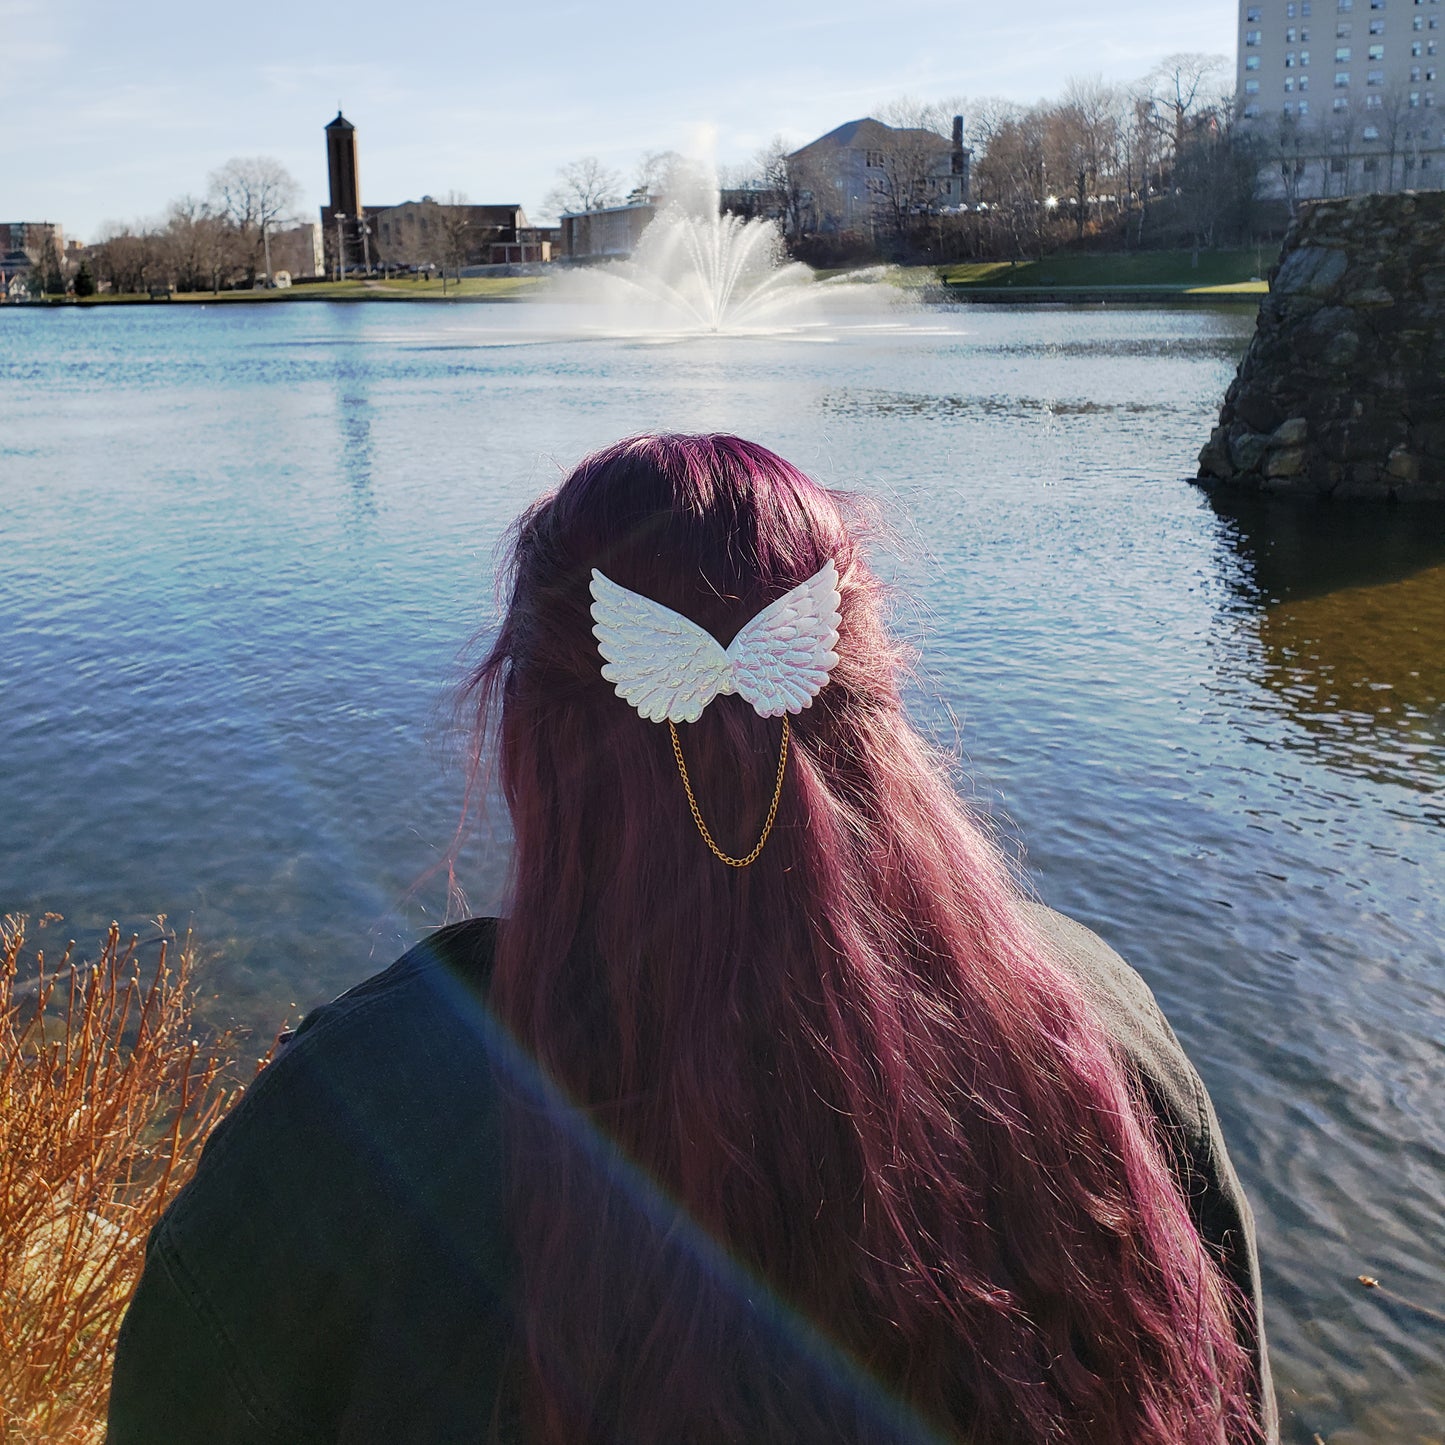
left=590, top=569, right=732, bottom=723
left=726, top=560, right=841, bottom=718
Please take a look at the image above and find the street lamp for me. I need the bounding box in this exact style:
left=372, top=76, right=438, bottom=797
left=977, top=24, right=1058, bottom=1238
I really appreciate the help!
left=334, top=212, right=347, bottom=282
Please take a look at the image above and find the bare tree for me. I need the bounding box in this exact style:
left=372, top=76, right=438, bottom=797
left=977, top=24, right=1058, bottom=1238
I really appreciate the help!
left=1270, top=112, right=1311, bottom=216
left=543, top=156, right=623, bottom=217
left=92, top=224, right=166, bottom=296
left=871, top=98, right=958, bottom=253
left=434, top=191, right=474, bottom=292
left=628, top=149, right=687, bottom=204
left=1149, top=53, right=1231, bottom=172
left=754, top=135, right=819, bottom=245
left=1057, top=76, right=1123, bottom=237
left=164, top=196, right=244, bottom=293
left=972, top=104, right=1054, bottom=257
left=1373, top=87, right=1414, bottom=189
left=1120, top=86, right=1168, bottom=243
left=207, top=156, right=300, bottom=286
left=1321, top=100, right=1360, bottom=197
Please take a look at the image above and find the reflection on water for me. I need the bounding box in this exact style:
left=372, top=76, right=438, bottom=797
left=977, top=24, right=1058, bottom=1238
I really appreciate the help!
left=822, top=389, right=1169, bottom=419
left=1210, top=499, right=1445, bottom=801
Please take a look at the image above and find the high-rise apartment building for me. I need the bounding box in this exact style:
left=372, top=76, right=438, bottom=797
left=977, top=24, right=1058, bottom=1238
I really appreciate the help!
left=1238, top=0, right=1445, bottom=197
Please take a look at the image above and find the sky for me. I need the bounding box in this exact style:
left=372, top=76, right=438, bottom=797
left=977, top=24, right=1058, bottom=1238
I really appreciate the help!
left=4, top=0, right=1237, bottom=242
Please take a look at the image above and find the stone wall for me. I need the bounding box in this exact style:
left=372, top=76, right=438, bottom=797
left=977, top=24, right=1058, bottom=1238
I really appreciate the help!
left=1197, top=192, right=1445, bottom=501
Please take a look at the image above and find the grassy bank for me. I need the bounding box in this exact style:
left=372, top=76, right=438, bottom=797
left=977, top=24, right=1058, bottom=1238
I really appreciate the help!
left=13, top=256, right=1274, bottom=309
left=935, top=249, right=1271, bottom=296
left=72, top=275, right=544, bottom=306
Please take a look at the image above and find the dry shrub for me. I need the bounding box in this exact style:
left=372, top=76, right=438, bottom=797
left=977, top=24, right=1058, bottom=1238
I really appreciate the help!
left=0, top=914, right=236, bottom=1444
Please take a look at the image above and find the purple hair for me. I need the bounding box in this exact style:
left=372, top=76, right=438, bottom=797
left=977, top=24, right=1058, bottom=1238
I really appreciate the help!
left=463, top=434, right=1261, bottom=1444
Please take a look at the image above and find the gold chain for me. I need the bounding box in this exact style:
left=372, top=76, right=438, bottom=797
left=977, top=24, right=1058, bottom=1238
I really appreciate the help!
left=668, top=716, right=789, bottom=868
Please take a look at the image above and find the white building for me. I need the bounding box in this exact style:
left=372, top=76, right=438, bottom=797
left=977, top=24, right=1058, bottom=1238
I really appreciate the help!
left=1239, top=0, right=1445, bottom=198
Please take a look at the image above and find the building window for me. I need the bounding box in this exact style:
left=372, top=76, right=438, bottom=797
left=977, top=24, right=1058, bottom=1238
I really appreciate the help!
left=1364, top=122, right=1382, bottom=135
left=1301, top=72, right=1312, bottom=85
left=1415, top=14, right=1425, bottom=25
left=1288, top=0, right=1298, bottom=12
left=1288, top=24, right=1300, bottom=38
left=1414, top=38, right=1424, bottom=49
left=1246, top=77, right=1262, bottom=92
left=1247, top=4, right=1262, bottom=17
left=1430, top=65, right=1438, bottom=75
left=1412, top=87, right=1423, bottom=100
left=1338, top=20, right=1353, bottom=33
left=1371, top=14, right=1387, bottom=27
left=1301, top=97, right=1312, bottom=111
left=1287, top=49, right=1298, bottom=62
left=1367, top=89, right=1384, bottom=102
left=1335, top=94, right=1352, bottom=106
left=1369, top=41, right=1386, bottom=53
left=1287, top=74, right=1298, bottom=88
left=1423, top=152, right=1433, bottom=163
left=1414, top=62, right=1424, bottom=74
left=1368, top=65, right=1385, bottom=78
left=1371, top=0, right=1385, bottom=7
left=1247, top=54, right=1262, bottom=69
left=1247, top=27, right=1262, bottom=42
left=1304, top=1, right=1313, bottom=11
left=1337, top=44, right=1353, bottom=56
left=1428, top=88, right=1437, bottom=100
left=1363, top=155, right=1380, bottom=168
left=1302, top=47, right=1312, bottom=60
left=1337, top=68, right=1353, bottom=82
left=1340, top=0, right=1352, bottom=8
left=1244, top=102, right=1262, bottom=116
left=1332, top=156, right=1348, bottom=170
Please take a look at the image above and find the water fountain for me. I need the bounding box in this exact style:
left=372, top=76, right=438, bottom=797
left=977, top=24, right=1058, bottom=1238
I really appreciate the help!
left=588, top=202, right=818, bottom=333
left=551, top=166, right=879, bottom=335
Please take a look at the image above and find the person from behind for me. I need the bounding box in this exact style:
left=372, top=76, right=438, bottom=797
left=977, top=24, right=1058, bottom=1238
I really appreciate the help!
left=109, top=433, right=1276, bottom=1444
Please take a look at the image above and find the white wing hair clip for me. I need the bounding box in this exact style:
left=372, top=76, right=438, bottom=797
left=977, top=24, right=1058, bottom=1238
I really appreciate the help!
left=589, top=560, right=842, bottom=723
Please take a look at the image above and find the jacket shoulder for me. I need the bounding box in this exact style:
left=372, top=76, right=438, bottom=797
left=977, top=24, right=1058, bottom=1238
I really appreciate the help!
left=108, top=917, right=512, bottom=1443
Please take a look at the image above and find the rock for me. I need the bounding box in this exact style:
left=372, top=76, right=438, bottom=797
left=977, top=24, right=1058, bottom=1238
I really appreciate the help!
left=1230, top=430, right=1269, bottom=473
left=1272, top=245, right=1349, bottom=299
left=1196, top=192, right=1445, bottom=501
left=1386, top=446, right=1419, bottom=482
left=1265, top=447, right=1308, bottom=478
left=1198, top=427, right=1235, bottom=479
left=1344, top=286, right=1394, bottom=308
left=1323, top=329, right=1361, bottom=368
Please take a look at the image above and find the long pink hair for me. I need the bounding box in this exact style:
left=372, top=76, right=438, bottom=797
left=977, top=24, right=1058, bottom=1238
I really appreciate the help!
left=464, top=434, right=1261, bottom=1444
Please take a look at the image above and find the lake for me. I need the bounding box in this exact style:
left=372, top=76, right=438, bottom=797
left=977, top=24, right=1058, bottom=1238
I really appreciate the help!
left=2, top=297, right=1441, bottom=1442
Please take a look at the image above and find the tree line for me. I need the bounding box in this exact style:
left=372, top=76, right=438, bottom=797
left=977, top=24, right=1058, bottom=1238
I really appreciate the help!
left=86, top=158, right=302, bottom=295
left=546, top=54, right=1272, bottom=264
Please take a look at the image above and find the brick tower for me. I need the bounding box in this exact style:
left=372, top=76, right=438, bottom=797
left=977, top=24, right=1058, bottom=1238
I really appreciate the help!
left=322, top=112, right=362, bottom=272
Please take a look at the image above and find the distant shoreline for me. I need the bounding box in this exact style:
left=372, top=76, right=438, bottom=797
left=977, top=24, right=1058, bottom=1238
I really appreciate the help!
left=3, top=252, right=1271, bottom=310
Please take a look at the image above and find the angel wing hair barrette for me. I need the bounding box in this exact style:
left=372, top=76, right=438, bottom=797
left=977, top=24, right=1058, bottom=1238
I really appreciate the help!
left=589, top=561, right=842, bottom=867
